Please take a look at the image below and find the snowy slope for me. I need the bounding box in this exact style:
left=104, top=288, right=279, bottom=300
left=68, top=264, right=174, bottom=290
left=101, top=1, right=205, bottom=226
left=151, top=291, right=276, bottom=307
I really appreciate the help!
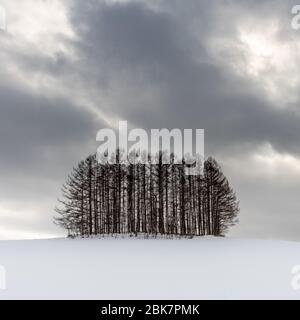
left=0, top=237, right=299, bottom=300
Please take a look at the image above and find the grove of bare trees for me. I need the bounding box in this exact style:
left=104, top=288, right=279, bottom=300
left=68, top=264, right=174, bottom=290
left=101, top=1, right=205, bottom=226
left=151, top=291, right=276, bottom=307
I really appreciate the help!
left=55, top=151, right=239, bottom=237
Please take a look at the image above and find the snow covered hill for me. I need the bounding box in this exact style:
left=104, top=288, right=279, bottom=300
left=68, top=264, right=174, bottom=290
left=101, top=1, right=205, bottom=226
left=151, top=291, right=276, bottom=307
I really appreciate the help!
left=0, top=237, right=299, bottom=300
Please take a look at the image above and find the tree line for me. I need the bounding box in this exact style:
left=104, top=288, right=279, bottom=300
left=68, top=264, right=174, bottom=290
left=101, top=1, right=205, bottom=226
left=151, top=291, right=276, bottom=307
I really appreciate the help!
left=55, top=151, right=239, bottom=237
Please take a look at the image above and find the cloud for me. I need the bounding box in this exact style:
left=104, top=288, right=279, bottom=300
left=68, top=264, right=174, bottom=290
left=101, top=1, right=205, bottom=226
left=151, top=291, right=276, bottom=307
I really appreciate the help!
left=67, top=0, right=300, bottom=156
left=0, top=0, right=107, bottom=239
left=205, top=0, right=300, bottom=106
left=0, top=82, right=105, bottom=239
left=223, top=143, right=300, bottom=241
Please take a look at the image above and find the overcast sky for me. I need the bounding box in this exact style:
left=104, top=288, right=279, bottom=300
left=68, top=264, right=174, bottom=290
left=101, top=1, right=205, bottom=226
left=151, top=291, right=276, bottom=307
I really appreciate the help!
left=0, top=0, right=299, bottom=240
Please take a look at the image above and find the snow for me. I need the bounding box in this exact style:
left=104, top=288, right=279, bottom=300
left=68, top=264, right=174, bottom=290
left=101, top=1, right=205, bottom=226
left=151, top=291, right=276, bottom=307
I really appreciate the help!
left=0, top=237, right=299, bottom=299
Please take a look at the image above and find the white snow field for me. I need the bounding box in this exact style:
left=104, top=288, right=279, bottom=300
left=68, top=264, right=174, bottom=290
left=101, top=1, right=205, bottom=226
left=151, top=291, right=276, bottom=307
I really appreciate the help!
left=0, top=237, right=299, bottom=300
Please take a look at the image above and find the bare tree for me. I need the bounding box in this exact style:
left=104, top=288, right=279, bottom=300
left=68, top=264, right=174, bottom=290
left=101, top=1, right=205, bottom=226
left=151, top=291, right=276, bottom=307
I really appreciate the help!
left=55, top=152, right=239, bottom=237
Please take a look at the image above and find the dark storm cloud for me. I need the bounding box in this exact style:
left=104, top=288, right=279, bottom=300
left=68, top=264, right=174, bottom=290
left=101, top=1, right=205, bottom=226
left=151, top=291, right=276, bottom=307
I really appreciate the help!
left=69, top=0, right=300, bottom=156
left=0, top=85, right=100, bottom=176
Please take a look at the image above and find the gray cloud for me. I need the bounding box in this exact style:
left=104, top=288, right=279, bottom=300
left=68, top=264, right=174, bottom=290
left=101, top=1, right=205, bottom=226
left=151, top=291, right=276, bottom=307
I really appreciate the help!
left=69, top=0, right=300, bottom=155
left=0, top=85, right=100, bottom=174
